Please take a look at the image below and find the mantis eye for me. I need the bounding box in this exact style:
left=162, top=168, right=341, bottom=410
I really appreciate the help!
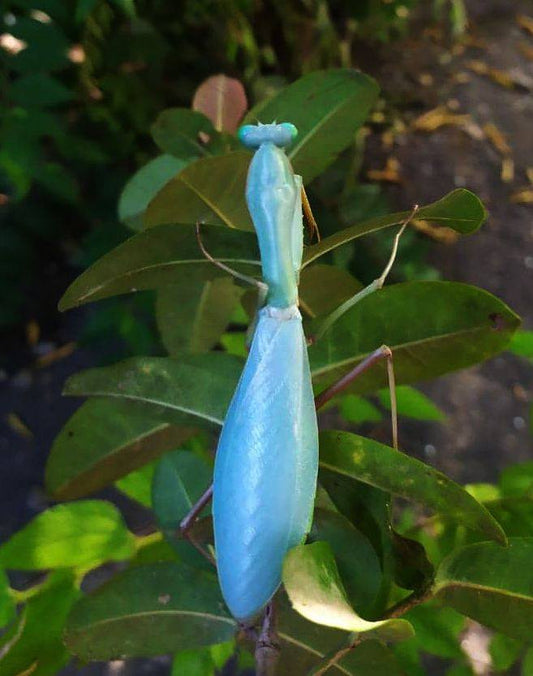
left=280, top=122, right=298, bottom=143
left=238, top=123, right=299, bottom=149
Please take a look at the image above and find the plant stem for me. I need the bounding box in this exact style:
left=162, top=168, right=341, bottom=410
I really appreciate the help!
left=255, top=601, right=281, bottom=676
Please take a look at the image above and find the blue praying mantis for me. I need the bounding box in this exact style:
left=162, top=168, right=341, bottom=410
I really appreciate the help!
left=185, top=121, right=414, bottom=629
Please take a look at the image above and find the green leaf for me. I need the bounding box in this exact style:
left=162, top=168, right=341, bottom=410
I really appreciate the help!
left=171, top=642, right=234, bottom=675
left=391, top=531, right=434, bottom=590
left=489, top=633, right=523, bottom=672
left=145, top=152, right=253, bottom=230
left=10, top=73, right=73, bottom=108
left=318, top=476, right=395, bottom=615
left=309, top=281, right=520, bottom=394
left=0, top=570, right=15, bottom=629
left=508, top=330, right=533, bottom=358
left=118, top=155, right=187, bottom=231
left=500, top=462, right=533, bottom=498
left=378, top=385, right=446, bottom=422
left=115, top=462, right=155, bottom=508
left=76, top=0, right=98, bottom=21
left=152, top=450, right=212, bottom=532
left=303, top=189, right=487, bottom=267
left=299, top=265, right=362, bottom=318
left=246, top=69, right=379, bottom=183
left=220, top=331, right=247, bottom=357
left=10, top=17, right=69, bottom=73
left=0, top=571, right=79, bottom=676
left=309, top=509, right=383, bottom=619
left=63, top=353, right=243, bottom=428
left=485, top=497, right=533, bottom=537
left=34, top=162, right=79, bottom=203
left=340, top=395, right=383, bottom=423
left=171, top=647, right=216, bottom=676
left=319, top=430, right=506, bottom=544
left=151, top=450, right=213, bottom=568
left=45, top=399, right=193, bottom=500
left=276, top=598, right=406, bottom=675
left=283, top=541, right=412, bottom=636
left=156, top=274, right=242, bottom=355
left=435, top=538, right=533, bottom=640
left=58, top=224, right=259, bottom=310
left=150, top=109, right=215, bottom=159
left=0, top=501, right=135, bottom=570
left=403, top=603, right=465, bottom=659
left=523, top=646, right=533, bottom=676
left=64, top=562, right=236, bottom=659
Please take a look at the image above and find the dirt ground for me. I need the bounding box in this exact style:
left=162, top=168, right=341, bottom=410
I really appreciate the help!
left=0, top=1, right=531, bottom=674
left=361, top=0, right=533, bottom=486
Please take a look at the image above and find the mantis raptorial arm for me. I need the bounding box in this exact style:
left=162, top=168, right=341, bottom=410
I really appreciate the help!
left=302, top=186, right=321, bottom=242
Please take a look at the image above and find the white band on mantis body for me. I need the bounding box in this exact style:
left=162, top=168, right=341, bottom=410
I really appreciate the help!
left=261, top=304, right=301, bottom=321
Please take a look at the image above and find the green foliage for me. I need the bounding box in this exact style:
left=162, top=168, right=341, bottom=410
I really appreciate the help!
left=4, top=61, right=530, bottom=675
left=283, top=541, right=412, bottom=638
left=0, top=501, right=135, bottom=570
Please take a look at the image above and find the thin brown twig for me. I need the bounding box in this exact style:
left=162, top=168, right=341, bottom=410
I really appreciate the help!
left=255, top=601, right=281, bottom=676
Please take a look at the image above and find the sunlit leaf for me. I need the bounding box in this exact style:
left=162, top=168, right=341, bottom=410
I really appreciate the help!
left=378, top=386, right=446, bottom=422
left=283, top=541, right=412, bottom=632
left=0, top=570, right=14, bottom=629
left=0, top=571, right=79, bottom=676
left=507, top=330, right=533, bottom=358
left=115, top=463, right=155, bottom=508
left=435, top=538, right=533, bottom=640
left=309, top=509, right=382, bottom=619
left=319, top=431, right=506, bottom=544
left=0, top=501, right=135, bottom=570
left=340, top=395, right=383, bottom=423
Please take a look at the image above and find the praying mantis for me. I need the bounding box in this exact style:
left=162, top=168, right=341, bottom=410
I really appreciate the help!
left=184, top=121, right=413, bottom=640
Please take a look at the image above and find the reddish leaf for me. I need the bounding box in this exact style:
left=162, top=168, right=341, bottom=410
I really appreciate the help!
left=192, top=75, right=247, bottom=133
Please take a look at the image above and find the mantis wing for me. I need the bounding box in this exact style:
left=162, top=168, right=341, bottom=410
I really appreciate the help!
left=213, top=306, right=318, bottom=622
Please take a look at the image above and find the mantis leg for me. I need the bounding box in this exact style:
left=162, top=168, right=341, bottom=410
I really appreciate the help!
left=314, top=344, right=398, bottom=450
left=311, top=204, right=419, bottom=344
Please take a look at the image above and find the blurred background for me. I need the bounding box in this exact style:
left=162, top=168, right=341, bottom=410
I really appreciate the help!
left=0, top=0, right=532, bottom=673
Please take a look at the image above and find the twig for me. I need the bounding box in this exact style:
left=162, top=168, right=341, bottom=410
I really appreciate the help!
left=255, top=601, right=281, bottom=676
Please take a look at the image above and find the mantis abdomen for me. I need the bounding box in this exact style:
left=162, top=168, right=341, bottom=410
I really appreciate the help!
left=213, top=306, right=318, bottom=621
